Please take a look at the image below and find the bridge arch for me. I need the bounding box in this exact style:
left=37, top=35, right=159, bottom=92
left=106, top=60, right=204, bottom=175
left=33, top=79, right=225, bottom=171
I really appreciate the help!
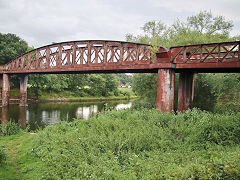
left=3, top=40, right=172, bottom=74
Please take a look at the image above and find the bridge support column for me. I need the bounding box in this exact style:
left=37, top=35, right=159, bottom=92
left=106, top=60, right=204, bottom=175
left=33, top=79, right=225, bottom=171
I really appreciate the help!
left=156, top=69, right=175, bottom=113
left=2, top=74, right=10, bottom=107
left=177, top=72, right=194, bottom=112
left=19, top=75, right=28, bottom=106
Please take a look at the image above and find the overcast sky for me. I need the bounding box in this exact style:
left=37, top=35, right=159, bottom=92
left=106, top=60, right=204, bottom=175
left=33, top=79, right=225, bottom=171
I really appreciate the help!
left=0, top=0, right=239, bottom=48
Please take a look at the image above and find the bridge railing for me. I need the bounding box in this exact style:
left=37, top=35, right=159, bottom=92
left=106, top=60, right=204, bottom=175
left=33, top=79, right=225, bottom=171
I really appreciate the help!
left=170, top=41, right=240, bottom=64
left=4, top=40, right=152, bottom=72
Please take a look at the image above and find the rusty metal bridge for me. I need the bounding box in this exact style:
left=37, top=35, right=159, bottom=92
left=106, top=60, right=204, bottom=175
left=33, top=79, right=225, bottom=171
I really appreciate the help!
left=1, top=40, right=240, bottom=112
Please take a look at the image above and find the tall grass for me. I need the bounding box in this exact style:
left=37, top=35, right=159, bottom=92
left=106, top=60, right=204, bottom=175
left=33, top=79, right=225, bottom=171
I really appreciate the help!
left=32, top=108, right=240, bottom=179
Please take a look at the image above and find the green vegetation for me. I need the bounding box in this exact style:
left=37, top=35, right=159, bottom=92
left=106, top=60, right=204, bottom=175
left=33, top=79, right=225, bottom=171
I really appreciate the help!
left=118, top=87, right=135, bottom=98
left=0, top=148, right=6, bottom=166
left=116, top=74, right=132, bottom=86
left=1, top=109, right=240, bottom=179
left=0, top=33, right=29, bottom=65
left=28, top=74, right=120, bottom=99
left=0, top=122, right=21, bottom=167
left=27, top=73, right=136, bottom=100
left=0, top=132, right=44, bottom=179
left=37, top=91, right=136, bottom=101
left=0, top=121, right=21, bottom=136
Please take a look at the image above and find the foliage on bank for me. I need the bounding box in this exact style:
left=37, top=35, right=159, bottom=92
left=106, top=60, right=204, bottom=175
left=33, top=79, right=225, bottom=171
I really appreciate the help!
left=28, top=74, right=121, bottom=98
left=29, top=108, right=240, bottom=179
left=0, top=121, right=21, bottom=136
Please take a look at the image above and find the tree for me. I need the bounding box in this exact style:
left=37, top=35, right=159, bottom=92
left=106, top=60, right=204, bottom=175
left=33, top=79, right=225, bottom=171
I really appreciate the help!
left=88, top=74, right=118, bottom=97
left=0, top=33, right=29, bottom=65
left=100, top=74, right=118, bottom=96
left=67, top=74, right=89, bottom=96
left=116, top=74, right=132, bottom=86
left=187, top=11, right=233, bottom=35
left=28, top=74, right=48, bottom=98
left=142, top=21, right=166, bottom=38
left=132, top=74, right=158, bottom=105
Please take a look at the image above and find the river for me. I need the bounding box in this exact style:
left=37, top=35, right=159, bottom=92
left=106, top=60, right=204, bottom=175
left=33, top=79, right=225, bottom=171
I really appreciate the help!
left=0, top=100, right=134, bottom=130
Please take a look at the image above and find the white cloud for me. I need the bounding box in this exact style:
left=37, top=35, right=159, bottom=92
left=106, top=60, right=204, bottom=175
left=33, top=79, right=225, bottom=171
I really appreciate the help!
left=0, top=0, right=239, bottom=48
left=149, top=0, right=240, bottom=21
left=0, top=0, right=147, bottom=47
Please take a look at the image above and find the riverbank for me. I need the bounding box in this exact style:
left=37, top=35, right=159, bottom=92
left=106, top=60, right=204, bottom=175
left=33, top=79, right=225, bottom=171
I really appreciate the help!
left=6, top=88, right=137, bottom=103
left=2, top=96, right=138, bottom=104
left=1, top=109, right=240, bottom=179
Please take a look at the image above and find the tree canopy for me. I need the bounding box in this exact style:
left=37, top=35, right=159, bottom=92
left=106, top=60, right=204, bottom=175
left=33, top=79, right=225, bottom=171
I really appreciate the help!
left=0, top=33, right=29, bottom=65
left=126, top=11, right=236, bottom=48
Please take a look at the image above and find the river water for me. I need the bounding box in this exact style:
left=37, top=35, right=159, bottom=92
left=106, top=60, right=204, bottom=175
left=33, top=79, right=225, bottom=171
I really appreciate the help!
left=0, top=100, right=133, bottom=130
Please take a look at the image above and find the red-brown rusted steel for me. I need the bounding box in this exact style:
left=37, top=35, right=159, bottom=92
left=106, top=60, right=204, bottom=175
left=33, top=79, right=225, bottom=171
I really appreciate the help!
left=2, top=74, right=10, bottom=107
left=170, top=41, right=240, bottom=71
left=19, top=75, right=28, bottom=106
left=2, top=40, right=240, bottom=74
left=177, top=72, right=194, bottom=112
left=3, top=40, right=156, bottom=74
left=156, top=69, right=175, bottom=112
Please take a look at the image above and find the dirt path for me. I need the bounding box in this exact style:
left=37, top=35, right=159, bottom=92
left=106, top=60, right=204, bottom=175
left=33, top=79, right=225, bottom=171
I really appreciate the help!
left=0, top=133, right=31, bottom=180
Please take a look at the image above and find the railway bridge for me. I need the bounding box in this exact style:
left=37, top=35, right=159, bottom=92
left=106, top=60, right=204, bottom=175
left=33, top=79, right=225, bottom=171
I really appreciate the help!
left=1, top=40, right=239, bottom=112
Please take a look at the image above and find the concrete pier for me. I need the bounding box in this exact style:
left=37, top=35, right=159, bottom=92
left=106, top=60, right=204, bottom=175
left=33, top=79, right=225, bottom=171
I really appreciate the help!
left=177, top=72, right=194, bottom=112
left=19, top=75, right=28, bottom=106
left=2, top=74, right=10, bottom=107
left=156, top=69, right=175, bottom=113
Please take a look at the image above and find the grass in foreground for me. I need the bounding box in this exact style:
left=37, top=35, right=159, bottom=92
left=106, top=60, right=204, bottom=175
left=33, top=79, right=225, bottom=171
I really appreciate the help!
left=0, top=132, right=44, bottom=180
left=1, top=109, right=240, bottom=179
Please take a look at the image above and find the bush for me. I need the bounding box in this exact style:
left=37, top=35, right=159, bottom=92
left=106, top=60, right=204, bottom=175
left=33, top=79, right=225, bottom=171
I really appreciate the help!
left=31, top=109, right=240, bottom=179
left=0, top=121, right=21, bottom=136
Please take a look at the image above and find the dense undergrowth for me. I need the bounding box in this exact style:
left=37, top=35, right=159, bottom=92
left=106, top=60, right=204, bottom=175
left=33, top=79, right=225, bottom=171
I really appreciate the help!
left=29, top=108, right=240, bottom=179
left=0, top=121, right=21, bottom=137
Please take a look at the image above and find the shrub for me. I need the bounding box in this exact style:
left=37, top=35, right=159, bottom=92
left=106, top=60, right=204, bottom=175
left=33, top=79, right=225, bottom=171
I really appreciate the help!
left=0, top=121, right=21, bottom=136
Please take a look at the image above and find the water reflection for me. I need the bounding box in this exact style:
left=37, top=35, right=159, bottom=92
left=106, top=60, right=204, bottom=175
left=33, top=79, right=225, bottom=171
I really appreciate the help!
left=19, top=106, right=27, bottom=129
left=76, top=105, right=98, bottom=120
left=0, top=100, right=133, bottom=130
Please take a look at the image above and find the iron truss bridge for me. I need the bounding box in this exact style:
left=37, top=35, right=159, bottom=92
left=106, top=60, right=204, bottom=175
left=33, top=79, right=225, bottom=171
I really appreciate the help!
left=2, top=40, right=240, bottom=74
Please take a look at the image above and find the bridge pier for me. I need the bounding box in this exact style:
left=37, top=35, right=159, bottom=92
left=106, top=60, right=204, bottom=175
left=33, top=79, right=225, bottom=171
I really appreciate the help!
left=19, top=75, right=28, bottom=106
left=2, top=74, right=10, bottom=107
left=177, top=72, right=194, bottom=112
left=156, top=69, right=175, bottom=113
